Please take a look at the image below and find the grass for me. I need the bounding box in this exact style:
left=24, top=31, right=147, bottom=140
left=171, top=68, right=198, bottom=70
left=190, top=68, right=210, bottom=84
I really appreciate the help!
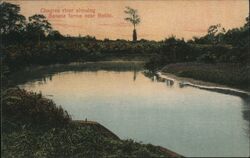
left=162, top=62, right=250, bottom=91
left=2, top=88, right=181, bottom=157
left=2, top=125, right=173, bottom=157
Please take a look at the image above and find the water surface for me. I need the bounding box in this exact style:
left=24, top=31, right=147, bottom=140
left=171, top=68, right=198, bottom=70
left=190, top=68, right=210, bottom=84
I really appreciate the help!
left=20, top=70, right=250, bottom=157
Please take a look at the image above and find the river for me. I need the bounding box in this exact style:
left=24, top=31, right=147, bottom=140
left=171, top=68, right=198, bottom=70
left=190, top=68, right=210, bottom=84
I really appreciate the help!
left=19, top=70, right=250, bottom=157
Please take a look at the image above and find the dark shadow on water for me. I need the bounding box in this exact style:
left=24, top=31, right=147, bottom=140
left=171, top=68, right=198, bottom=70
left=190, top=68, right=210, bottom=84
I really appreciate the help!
left=165, top=80, right=174, bottom=87
left=241, top=97, right=250, bottom=137
left=10, top=62, right=144, bottom=86
left=142, top=71, right=156, bottom=82
left=143, top=71, right=174, bottom=86
left=133, top=69, right=137, bottom=81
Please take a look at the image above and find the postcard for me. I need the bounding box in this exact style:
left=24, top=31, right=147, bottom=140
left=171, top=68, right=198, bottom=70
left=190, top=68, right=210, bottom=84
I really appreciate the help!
left=1, top=0, right=249, bottom=157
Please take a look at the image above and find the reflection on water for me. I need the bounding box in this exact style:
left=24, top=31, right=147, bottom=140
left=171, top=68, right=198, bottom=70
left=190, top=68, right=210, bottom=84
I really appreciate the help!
left=133, top=69, right=137, bottom=81
left=143, top=71, right=174, bottom=87
left=241, top=98, right=250, bottom=139
left=20, top=70, right=250, bottom=157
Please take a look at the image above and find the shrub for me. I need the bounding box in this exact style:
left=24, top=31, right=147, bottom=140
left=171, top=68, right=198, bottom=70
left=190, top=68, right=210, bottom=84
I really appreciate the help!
left=2, top=88, right=71, bottom=131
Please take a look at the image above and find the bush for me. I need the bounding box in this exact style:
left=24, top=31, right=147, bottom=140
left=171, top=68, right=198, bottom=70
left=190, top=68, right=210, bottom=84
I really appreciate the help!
left=2, top=88, right=71, bottom=131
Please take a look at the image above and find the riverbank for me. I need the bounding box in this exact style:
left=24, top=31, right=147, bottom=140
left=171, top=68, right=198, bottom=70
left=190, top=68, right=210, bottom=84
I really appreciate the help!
left=2, top=88, right=183, bottom=157
left=73, top=120, right=183, bottom=157
left=161, top=63, right=250, bottom=92
left=157, top=72, right=250, bottom=97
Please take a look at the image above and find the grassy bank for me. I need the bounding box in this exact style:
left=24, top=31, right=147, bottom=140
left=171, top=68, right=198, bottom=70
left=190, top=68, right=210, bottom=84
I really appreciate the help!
left=2, top=88, right=182, bottom=157
left=162, top=63, right=250, bottom=91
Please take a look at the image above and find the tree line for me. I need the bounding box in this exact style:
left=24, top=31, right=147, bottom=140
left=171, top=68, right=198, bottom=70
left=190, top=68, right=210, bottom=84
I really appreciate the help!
left=0, top=2, right=64, bottom=45
left=145, top=17, right=249, bottom=70
left=1, top=2, right=249, bottom=73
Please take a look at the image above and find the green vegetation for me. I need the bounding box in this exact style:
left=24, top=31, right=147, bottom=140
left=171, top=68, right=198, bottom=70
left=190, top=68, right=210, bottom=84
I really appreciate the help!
left=144, top=17, right=249, bottom=89
left=2, top=88, right=70, bottom=132
left=145, top=17, right=249, bottom=70
left=3, top=126, right=174, bottom=157
left=2, top=39, right=158, bottom=71
left=162, top=63, right=250, bottom=91
left=2, top=89, right=178, bottom=157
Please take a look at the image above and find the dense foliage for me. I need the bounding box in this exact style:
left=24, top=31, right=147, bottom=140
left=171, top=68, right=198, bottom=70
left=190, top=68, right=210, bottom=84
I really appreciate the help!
left=0, top=2, right=57, bottom=44
left=2, top=88, right=71, bottom=131
left=145, top=17, right=249, bottom=71
left=2, top=39, right=160, bottom=71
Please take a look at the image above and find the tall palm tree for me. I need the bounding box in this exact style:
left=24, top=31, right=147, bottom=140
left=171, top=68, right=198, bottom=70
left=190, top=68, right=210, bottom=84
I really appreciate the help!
left=124, top=6, right=141, bottom=41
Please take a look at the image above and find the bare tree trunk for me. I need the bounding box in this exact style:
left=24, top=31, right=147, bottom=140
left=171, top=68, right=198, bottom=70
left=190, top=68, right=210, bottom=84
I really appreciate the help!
left=133, top=29, right=137, bottom=42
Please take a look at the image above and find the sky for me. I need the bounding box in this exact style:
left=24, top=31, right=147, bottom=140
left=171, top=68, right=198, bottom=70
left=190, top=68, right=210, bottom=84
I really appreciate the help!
left=8, top=0, right=249, bottom=41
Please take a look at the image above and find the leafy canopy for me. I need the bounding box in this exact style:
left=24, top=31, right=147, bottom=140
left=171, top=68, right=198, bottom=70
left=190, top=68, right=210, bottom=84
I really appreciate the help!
left=27, top=14, right=52, bottom=34
left=0, top=2, right=26, bottom=34
left=124, top=6, right=141, bottom=28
